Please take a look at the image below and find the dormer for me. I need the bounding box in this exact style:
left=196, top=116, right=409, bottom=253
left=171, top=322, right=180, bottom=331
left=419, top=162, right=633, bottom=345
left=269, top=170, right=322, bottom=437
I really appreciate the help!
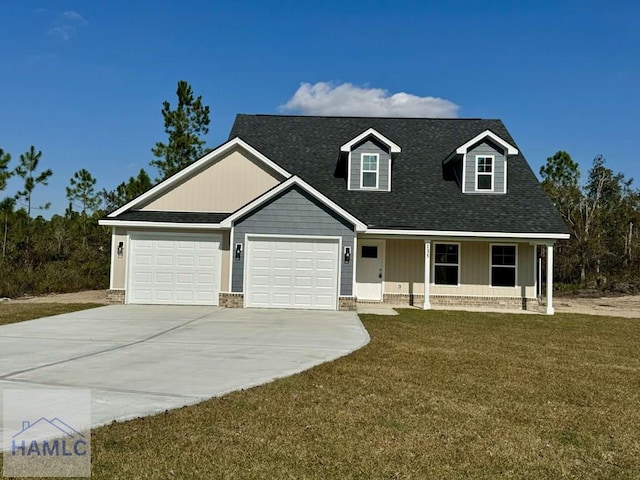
left=340, top=128, right=401, bottom=192
left=443, top=130, right=518, bottom=195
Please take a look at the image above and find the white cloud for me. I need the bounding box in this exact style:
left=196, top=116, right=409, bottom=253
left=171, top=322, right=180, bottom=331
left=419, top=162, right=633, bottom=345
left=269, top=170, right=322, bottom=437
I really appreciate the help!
left=63, top=10, right=88, bottom=25
left=280, top=82, right=459, bottom=118
left=48, top=25, right=75, bottom=41
left=46, top=11, right=87, bottom=42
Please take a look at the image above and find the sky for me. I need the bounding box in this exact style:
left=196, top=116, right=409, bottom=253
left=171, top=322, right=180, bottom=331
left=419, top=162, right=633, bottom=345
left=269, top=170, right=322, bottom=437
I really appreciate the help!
left=1, top=0, right=639, bottom=215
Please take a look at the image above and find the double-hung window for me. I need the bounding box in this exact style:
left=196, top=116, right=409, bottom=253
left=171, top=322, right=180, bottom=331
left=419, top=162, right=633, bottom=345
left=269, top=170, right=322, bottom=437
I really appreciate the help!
left=491, top=245, right=517, bottom=287
left=361, top=153, right=379, bottom=188
left=434, top=243, right=459, bottom=285
left=476, top=156, right=494, bottom=191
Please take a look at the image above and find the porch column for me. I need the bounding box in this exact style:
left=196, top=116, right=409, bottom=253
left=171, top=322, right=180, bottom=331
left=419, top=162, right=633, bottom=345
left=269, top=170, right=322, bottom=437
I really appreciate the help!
left=423, top=241, right=431, bottom=309
left=546, top=243, right=554, bottom=315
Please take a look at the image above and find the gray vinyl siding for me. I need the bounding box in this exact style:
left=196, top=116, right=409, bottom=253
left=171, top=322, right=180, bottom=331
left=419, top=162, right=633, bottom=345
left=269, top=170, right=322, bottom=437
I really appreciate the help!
left=349, top=139, right=390, bottom=191
left=464, top=141, right=507, bottom=194
left=232, top=185, right=356, bottom=296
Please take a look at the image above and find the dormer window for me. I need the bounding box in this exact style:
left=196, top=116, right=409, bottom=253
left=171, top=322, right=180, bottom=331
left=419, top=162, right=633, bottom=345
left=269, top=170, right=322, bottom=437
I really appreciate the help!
left=476, top=156, right=494, bottom=191
left=443, top=130, right=519, bottom=195
left=340, top=128, right=401, bottom=192
left=361, top=153, right=379, bottom=189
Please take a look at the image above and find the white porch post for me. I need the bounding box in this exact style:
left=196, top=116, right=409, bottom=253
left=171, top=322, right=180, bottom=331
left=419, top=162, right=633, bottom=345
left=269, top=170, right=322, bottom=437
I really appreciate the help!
left=423, top=241, right=431, bottom=310
left=546, top=243, right=554, bottom=315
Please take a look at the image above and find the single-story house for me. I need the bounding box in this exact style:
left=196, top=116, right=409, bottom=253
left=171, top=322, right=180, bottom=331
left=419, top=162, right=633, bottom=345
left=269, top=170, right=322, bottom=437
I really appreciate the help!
left=99, top=115, right=569, bottom=314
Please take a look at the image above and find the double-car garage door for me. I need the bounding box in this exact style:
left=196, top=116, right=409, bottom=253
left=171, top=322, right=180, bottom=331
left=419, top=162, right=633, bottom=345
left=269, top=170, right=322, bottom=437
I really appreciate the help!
left=127, top=233, right=340, bottom=310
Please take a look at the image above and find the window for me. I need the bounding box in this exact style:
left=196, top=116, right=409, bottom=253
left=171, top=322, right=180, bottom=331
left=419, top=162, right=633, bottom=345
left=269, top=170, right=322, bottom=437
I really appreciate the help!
left=434, top=243, right=459, bottom=285
left=476, top=156, right=493, bottom=190
left=361, top=153, right=379, bottom=188
left=491, top=245, right=516, bottom=287
left=361, top=246, right=378, bottom=258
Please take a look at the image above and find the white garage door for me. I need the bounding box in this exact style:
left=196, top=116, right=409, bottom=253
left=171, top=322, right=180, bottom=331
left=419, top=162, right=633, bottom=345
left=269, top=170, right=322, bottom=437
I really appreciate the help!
left=128, top=234, right=221, bottom=305
left=246, top=237, right=339, bottom=310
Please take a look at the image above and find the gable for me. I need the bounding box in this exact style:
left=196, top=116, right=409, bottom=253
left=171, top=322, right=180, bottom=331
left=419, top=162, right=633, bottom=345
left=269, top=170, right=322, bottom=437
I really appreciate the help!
left=348, top=138, right=391, bottom=191
left=140, top=147, right=283, bottom=213
left=462, top=140, right=507, bottom=194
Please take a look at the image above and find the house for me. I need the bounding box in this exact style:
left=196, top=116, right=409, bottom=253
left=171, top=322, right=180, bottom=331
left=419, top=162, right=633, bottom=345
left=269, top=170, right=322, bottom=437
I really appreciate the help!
left=99, top=115, right=569, bottom=314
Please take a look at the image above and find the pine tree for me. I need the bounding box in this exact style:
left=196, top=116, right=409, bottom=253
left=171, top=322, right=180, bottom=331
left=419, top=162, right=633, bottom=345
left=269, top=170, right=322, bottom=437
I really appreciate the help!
left=150, top=80, right=210, bottom=181
left=66, top=168, right=101, bottom=215
left=14, top=146, right=53, bottom=216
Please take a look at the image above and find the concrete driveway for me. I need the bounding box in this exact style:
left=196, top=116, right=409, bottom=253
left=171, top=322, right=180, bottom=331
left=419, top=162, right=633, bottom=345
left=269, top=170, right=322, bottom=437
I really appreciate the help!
left=0, top=305, right=369, bottom=434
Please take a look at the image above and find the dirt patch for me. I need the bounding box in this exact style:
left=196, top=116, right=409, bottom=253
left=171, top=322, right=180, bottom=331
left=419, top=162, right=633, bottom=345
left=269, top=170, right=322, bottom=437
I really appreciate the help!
left=8, top=290, right=108, bottom=305
left=554, top=295, right=640, bottom=318
left=4, top=290, right=640, bottom=318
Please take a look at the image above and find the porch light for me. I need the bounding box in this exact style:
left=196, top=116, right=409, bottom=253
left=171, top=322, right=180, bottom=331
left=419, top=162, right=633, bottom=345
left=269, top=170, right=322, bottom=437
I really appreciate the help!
left=344, top=246, right=351, bottom=263
left=235, top=243, right=243, bottom=260
left=117, top=242, right=124, bottom=258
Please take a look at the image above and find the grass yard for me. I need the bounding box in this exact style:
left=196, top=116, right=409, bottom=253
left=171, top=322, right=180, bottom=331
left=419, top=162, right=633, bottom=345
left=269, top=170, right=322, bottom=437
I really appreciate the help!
left=0, top=303, right=102, bottom=326
left=3, top=309, right=640, bottom=479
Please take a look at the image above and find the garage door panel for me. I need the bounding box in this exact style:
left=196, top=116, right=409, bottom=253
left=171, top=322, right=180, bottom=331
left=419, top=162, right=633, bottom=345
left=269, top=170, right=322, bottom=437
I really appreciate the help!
left=134, top=255, right=153, bottom=266
left=315, top=276, right=334, bottom=288
left=155, top=272, right=173, bottom=284
left=247, top=238, right=338, bottom=310
left=129, top=234, right=221, bottom=306
left=133, top=272, right=152, bottom=283
left=175, top=256, right=194, bottom=267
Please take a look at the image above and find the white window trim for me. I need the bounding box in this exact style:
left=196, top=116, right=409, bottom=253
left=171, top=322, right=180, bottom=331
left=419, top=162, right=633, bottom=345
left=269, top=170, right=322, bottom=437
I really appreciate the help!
left=360, top=153, right=380, bottom=190
left=432, top=242, right=461, bottom=287
left=475, top=155, right=495, bottom=192
left=490, top=243, right=518, bottom=288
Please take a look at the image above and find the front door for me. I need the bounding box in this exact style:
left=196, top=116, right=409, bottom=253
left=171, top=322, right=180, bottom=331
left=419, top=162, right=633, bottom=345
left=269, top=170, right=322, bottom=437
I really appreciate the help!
left=356, top=240, right=385, bottom=301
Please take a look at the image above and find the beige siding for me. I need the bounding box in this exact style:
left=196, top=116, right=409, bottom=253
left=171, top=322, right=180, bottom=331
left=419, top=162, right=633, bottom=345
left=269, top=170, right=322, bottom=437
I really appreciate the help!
left=383, top=239, right=425, bottom=294
left=141, top=148, right=282, bottom=213
left=382, top=239, right=536, bottom=298
left=111, top=227, right=128, bottom=289
left=110, top=228, right=230, bottom=292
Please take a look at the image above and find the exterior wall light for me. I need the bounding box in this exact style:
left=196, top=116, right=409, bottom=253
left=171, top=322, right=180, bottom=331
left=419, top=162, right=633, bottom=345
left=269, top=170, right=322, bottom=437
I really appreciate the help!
left=344, top=246, right=351, bottom=263
left=235, top=243, right=243, bottom=260
left=117, top=242, right=124, bottom=258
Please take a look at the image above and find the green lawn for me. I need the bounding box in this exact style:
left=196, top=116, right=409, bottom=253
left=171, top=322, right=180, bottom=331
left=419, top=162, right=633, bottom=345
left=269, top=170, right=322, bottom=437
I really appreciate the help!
left=2, top=308, right=639, bottom=479
left=0, top=303, right=102, bottom=326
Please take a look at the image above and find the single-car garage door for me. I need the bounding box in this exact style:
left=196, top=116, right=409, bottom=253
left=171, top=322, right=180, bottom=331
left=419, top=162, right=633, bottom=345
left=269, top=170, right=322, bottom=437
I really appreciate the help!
left=246, top=237, right=339, bottom=310
left=128, top=233, right=222, bottom=305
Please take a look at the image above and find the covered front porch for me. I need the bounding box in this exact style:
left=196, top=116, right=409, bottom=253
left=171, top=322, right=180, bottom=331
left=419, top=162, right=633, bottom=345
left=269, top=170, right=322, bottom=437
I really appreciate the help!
left=354, top=237, right=557, bottom=314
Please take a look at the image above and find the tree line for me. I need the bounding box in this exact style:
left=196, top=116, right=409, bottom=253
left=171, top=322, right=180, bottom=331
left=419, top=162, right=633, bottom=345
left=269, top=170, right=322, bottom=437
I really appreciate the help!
left=0, top=80, right=210, bottom=298
left=540, top=152, right=640, bottom=292
left=1, top=80, right=637, bottom=297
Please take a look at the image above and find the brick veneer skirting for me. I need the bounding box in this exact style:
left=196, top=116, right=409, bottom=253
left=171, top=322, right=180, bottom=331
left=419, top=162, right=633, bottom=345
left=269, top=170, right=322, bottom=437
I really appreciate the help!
left=339, top=296, right=357, bottom=311
left=106, top=289, right=125, bottom=304
left=219, top=292, right=244, bottom=308
left=379, top=293, right=539, bottom=311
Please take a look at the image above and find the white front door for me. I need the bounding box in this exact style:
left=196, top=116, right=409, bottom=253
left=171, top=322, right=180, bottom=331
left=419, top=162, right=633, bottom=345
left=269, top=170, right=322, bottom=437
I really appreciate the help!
left=356, top=239, right=385, bottom=301
left=128, top=233, right=222, bottom=305
left=246, top=237, right=339, bottom=310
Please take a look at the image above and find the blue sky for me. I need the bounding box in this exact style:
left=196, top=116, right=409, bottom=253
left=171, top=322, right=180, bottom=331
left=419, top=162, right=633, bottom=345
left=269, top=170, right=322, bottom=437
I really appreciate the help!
left=1, top=0, right=639, bottom=215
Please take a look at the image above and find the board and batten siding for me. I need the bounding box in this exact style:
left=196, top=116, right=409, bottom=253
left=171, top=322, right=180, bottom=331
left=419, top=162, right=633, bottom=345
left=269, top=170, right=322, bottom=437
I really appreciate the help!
left=382, top=239, right=535, bottom=298
left=140, top=148, right=282, bottom=213
left=349, top=139, right=390, bottom=191
left=463, top=141, right=506, bottom=194
left=232, top=186, right=356, bottom=296
left=110, top=228, right=230, bottom=291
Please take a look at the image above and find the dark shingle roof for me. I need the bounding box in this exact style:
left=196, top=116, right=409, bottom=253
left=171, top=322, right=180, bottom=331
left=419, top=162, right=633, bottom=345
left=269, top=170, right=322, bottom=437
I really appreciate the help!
left=112, top=210, right=229, bottom=223
left=229, top=115, right=568, bottom=235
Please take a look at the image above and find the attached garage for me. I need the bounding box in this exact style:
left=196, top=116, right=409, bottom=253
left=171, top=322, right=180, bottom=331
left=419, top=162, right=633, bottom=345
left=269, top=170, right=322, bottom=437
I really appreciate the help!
left=245, top=237, right=340, bottom=310
left=128, top=233, right=222, bottom=305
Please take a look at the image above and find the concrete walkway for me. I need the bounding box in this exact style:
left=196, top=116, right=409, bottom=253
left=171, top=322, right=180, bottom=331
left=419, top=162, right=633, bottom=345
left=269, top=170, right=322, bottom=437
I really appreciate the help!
left=0, top=305, right=369, bottom=443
